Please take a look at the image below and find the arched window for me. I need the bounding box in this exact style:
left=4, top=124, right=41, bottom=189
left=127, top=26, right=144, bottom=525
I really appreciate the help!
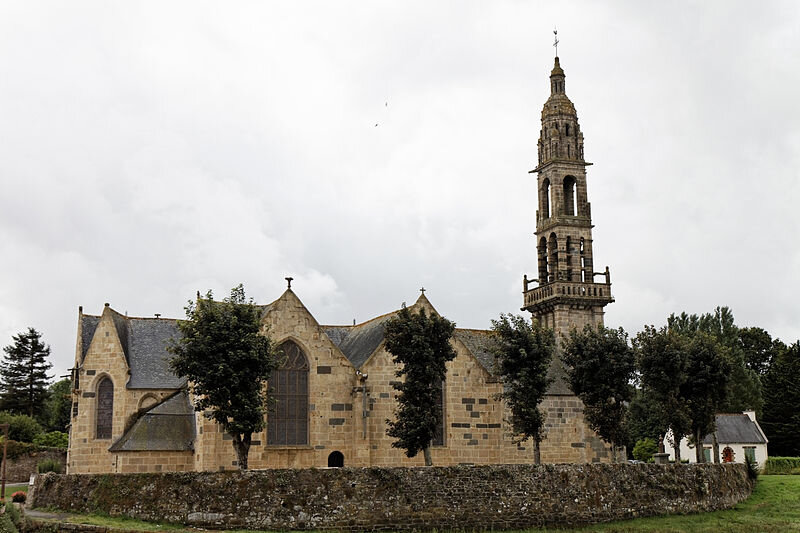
left=565, top=123, right=571, bottom=136
left=96, top=377, right=113, bottom=439
left=548, top=233, right=558, bottom=282
left=541, top=178, right=551, bottom=219
left=565, top=236, right=573, bottom=281
left=328, top=451, right=344, bottom=467
left=267, top=340, right=309, bottom=445
left=563, top=176, right=577, bottom=215
left=537, top=237, right=548, bottom=282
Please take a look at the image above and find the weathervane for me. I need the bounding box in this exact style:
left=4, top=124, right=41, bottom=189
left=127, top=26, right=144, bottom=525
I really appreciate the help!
left=553, top=27, right=559, bottom=57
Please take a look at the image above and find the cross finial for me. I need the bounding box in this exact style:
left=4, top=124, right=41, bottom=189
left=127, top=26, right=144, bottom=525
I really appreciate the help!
left=419, top=287, right=426, bottom=295
left=553, top=27, right=559, bottom=57
left=285, top=276, right=293, bottom=289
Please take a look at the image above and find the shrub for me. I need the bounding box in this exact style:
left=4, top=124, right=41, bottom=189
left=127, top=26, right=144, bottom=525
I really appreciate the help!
left=745, top=455, right=760, bottom=482
left=32, top=431, right=68, bottom=449
left=3, top=500, right=20, bottom=531
left=632, top=438, right=658, bottom=462
left=764, top=456, right=800, bottom=475
left=0, top=412, right=43, bottom=443
left=9, top=492, right=24, bottom=504
left=37, top=458, right=62, bottom=474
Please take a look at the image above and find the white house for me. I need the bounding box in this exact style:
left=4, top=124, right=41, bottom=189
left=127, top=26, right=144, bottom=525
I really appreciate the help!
left=663, top=411, right=768, bottom=467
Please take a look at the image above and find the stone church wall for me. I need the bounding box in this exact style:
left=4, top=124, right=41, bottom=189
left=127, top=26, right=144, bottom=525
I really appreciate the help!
left=31, top=463, right=752, bottom=531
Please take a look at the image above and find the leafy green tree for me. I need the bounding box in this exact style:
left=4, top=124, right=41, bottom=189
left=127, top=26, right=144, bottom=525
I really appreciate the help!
left=760, top=342, right=800, bottom=457
left=669, top=307, right=761, bottom=416
left=33, top=431, right=69, bottom=448
left=169, top=285, right=276, bottom=470
left=626, top=388, right=669, bottom=456
left=634, top=325, right=690, bottom=461
left=490, top=314, right=554, bottom=464
left=42, top=378, right=72, bottom=432
left=738, top=327, right=786, bottom=376
left=682, top=332, right=729, bottom=463
left=0, top=411, right=43, bottom=442
left=0, top=328, right=53, bottom=417
left=384, top=304, right=456, bottom=466
left=632, top=437, right=658, bottom=462
left=563, top=325, right=635, bottom=462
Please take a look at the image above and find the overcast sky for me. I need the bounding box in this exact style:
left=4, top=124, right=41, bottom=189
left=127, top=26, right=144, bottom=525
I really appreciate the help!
left=2, top=1, right=799, bottom=377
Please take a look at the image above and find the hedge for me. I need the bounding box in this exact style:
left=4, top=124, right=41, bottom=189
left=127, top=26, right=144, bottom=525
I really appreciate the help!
left=763, top=457, right=800, bottom=475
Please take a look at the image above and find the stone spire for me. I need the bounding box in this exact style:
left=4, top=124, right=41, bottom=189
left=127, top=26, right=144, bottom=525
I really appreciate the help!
left=523, top=56, right=613, bottom=337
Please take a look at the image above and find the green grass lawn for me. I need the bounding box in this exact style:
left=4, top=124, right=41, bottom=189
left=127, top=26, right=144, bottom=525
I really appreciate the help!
left=28, top=475, right=800, bottom=533
left=529, top=475, right=800, bottom=532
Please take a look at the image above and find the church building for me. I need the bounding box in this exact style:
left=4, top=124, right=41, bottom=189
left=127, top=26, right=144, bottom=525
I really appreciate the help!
left=66, top=56, right=617, bottom=474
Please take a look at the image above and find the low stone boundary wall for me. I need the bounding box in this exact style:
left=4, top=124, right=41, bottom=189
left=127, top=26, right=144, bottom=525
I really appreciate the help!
left=6, top=448, right=65, bottom=482
left=30, top=463, right=751, bottom=531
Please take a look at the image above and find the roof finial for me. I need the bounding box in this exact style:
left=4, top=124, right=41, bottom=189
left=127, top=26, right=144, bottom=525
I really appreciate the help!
left=553, top=27, right=559, bottom=58
left=420, top=287, right=426, bottom=295
left=285, top=276, right=294, bottom=289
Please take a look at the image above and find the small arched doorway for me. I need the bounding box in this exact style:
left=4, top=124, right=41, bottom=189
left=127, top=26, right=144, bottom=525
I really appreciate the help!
left=327, top=451, right=344, bottom=468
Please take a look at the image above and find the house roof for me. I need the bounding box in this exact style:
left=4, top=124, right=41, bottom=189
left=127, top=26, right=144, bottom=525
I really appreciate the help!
left=704, top=413, right=767, bottom=445
left=109, top=390, right=196, bottom=452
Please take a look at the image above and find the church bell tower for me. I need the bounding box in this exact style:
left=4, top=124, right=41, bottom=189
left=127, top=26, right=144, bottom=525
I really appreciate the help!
left=522, top=56, right=614, bottom=335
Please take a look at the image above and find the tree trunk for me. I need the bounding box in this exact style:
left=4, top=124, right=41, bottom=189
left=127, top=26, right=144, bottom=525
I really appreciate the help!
left=673, top=437, right=681, bottom=463
left=712, top=431, right=720, bottom=463
left=695, top=429, right=704, bottom=463
left=423, top=446, right=432, bottom=466
left=533, top=438, right=541, bottom=465
left=232, top=433, right=252, bottom=470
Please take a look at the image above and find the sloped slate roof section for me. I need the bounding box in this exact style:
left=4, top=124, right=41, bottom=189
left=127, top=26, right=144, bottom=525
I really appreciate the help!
left=453, top=329, right=499, bottom=376
left=335, top=313, right=398, bottom=369
left=703, top=414, right=767, bottom=445
left=322, top=326, right=353, bottom=347
left=109, top=390, right=195, bottom=452
left=80, top=315, right=100, bottom=360
left=127, top=319, right=186, bottom=389
left=544, top=355, right=572, bottom=395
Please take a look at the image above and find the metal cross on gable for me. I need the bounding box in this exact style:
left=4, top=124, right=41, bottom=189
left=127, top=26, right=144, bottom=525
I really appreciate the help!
left=420, top=287, right=426, bottom=295
left=553, top=27, right=559, bottom=57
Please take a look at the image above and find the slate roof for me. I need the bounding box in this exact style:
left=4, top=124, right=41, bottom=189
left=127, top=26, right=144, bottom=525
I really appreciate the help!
left=126, top=318, right=186, bottom=389
left=324, top=312, right=399, bottom=369
left=453, top=329, right=499, bottom=376
left=703, top=413, right=768, bottom=445
left=109, top=390, right=196, bottom=452
left=81, top=311, right=186, bottom=390
left=80, top=315, right=100, bottom=360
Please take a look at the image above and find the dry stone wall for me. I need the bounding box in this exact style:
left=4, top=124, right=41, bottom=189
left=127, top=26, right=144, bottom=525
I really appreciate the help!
left=31, top=463, right=751, bottom=531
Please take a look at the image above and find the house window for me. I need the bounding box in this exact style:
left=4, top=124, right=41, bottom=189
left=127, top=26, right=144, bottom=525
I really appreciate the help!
left=703, top=447, right=711, bottom=463
left=267, top=340, right=309, bottom=445
left=96, top=377, right=113, bottom=439
left=744, top=446, right=756, bottom=463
